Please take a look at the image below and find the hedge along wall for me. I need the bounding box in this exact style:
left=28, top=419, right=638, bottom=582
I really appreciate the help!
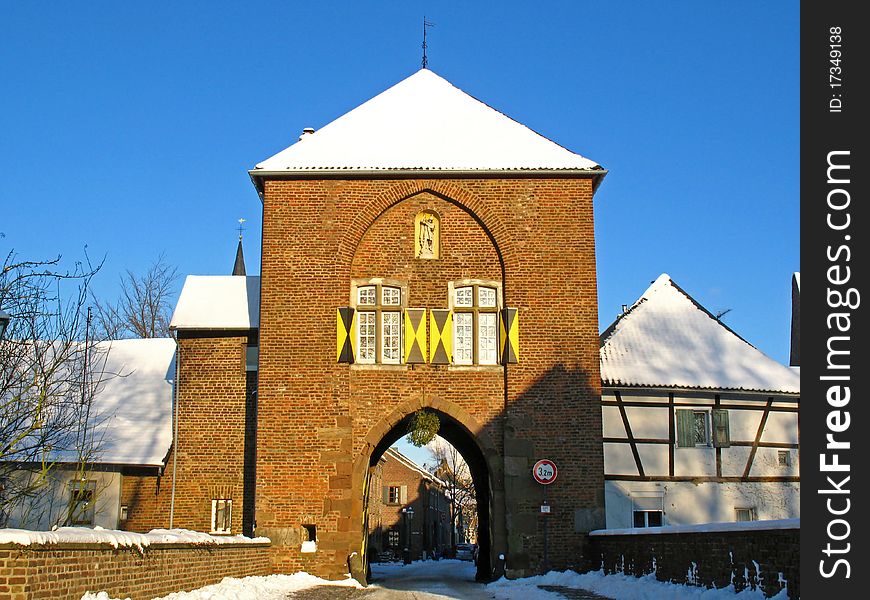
left=0, top=541, right=271, bottom=600
left=588, top=521, right=799, bottom=599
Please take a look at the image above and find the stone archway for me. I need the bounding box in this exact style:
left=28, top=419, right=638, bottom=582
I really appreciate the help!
left=355, top=399, right=500, bottom=583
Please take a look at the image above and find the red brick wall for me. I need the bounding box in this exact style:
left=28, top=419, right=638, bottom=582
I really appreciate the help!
left=256, top=177, right=603, bottom=579
left=119, top=335, right=255, bottom=536
left=0, top=542, right=270, bottom=600
left=590, top=526, right=799, bottom=599
left=369, top=452, right=451, bottom=561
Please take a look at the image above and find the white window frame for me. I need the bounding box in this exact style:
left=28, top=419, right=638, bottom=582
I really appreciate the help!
left=735, top=507, right=757, bottom=522
left=631, top=493, right=664, bottom=528
left=448, top=280, right=502, bottom=366
left=381, top=310, right=401, bottom=364
left=68, top=480, right=97, bottom=526
left=211, top=498, right=232, bottom=534
left=352, top=281, right=406, bottom=365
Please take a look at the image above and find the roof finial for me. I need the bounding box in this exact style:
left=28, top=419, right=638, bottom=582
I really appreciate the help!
left=237, top=217, right=246, bottom=241
left=422, top=16, right=435, bottom=69
left=233, top=218, right=247, bottom=276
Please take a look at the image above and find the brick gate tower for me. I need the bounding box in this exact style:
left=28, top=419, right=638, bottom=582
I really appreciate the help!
left=248, top=69, right=606, bottom=581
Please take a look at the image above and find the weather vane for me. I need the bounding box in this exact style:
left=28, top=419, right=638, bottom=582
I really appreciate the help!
left=422, top=16, right=435, bottom=69
left=237, top=218, right=246, bottom=240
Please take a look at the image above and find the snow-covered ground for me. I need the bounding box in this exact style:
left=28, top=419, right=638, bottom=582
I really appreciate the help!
left=78, top=559, right=790, bottom=599
left=80, top=572, right=362, bottom=600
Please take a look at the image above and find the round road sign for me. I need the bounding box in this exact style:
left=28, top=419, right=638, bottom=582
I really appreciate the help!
left=532, top=459, right=557, bottom=485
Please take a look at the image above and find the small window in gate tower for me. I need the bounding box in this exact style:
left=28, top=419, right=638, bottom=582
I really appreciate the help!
left=211, top=498, right=232, bottom=534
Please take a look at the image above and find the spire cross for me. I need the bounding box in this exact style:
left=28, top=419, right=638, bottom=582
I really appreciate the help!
left=237, top=218, right=246, bottom=241
left=422, top=17, right=435, bottom=69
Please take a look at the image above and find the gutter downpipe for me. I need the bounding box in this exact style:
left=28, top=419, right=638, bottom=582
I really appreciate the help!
left=169, top=329, right=180, bottom=529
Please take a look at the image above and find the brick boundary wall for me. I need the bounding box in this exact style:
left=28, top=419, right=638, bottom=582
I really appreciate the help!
left=588, top=526, right=799, bottom=599
left=0, top=542, right=271, bottom=600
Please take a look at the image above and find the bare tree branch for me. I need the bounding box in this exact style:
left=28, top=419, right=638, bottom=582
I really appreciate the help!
left=1, top=249, right=110, bottom=526
left=93, top=253, right=178, bottom=339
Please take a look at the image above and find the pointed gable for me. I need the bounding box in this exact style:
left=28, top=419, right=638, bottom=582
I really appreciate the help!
left=251, top=69, right=603, bottom=176
left=600, top=274, right=800, bottom=394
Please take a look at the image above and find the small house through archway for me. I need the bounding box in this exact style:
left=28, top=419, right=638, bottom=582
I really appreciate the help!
left=363, top=409, right=493, bottom=583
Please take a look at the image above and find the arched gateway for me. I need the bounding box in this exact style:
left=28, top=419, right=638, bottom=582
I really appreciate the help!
left=125, top=69, right=607, bottom=584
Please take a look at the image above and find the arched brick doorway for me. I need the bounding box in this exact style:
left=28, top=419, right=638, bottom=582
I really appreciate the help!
left=363, top=409, right=495, bottom=582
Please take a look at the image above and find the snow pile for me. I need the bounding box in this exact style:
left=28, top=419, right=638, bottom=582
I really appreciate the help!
left=487, top=569, right=790, bottom=600
left=0, top=526, right=269, bottom=550
left=80, top=572, right=362, bottom=600
left=590, top=518, right=800, bottom=536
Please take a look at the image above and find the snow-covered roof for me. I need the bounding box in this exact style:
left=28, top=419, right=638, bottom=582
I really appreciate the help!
left=251, top=69, right=603, bottom=176
left=170, top=276, right=260, bottom=330
left=600, top=274, right=800, bottom=394
left=384, top=447, right=445, bottom=487
left=85, top=338, right=175, bottom=466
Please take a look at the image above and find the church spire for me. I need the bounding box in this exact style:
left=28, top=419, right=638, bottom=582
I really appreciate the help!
left=233, top=218, right=247, bottom=276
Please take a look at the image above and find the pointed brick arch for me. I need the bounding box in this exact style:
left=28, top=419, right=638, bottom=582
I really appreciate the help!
left=335, top=180, right=514, bottom=278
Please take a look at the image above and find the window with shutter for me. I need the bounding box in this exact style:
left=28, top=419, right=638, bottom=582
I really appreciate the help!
left=349, top=282, right=407, bottom=365
left=676, top=409, right=695, bottom=447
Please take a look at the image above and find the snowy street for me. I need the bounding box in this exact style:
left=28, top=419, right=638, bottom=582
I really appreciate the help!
left=81, top=558, right=791, bottom=599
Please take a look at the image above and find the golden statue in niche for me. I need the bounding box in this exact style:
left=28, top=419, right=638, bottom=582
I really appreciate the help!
left=415, top=211, right=440, bottom=259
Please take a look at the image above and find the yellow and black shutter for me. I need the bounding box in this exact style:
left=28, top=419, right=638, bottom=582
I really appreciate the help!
left=499, top=307, right=519, bottom=364
left=429, top=309, right=452, bottom=365
left=336, top=307, right=355, bottom=363
left=404, top=308, right=427, bottom=364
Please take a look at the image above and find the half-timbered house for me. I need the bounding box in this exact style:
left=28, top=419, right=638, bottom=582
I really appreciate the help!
left=599, top=274, right=800, bottom=529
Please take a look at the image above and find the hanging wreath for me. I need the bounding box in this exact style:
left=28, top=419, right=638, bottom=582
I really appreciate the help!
left=406, top=409, right=440, bottom=447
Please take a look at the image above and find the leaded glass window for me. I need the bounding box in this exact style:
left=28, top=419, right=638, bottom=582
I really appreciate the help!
left=382, top=286, right=401, bottom=306
left=693, top=411, right=709, bottom=445
left=382, top=311, right=401, bottom=363
left=478, top=312, right=498, bottom=365
left=455, top=287, right=473, bottom=307
left=358, top=286, right=376, bottom=306
left=357, top=312, right=376, bottom=363
left=451, top=283, right=500, bottom=365
left=454, top=313, right=474, bottom=364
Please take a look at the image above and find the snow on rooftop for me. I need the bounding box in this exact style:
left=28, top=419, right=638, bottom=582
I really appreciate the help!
left=0, top=526, right=268, bottom=549
left=170, top=275, right=260, bottom=330
left=80, top=338, right=175, bottom=466
left=600, top=274, right=800, bottom=394
left=252, top=69, right=602, bottom=174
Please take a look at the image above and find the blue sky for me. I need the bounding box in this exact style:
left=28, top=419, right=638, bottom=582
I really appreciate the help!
left=2, top=2, right=798, bottom=467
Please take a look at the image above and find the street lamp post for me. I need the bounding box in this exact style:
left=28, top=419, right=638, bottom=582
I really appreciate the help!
left=402, top=506, right=415, bottom=565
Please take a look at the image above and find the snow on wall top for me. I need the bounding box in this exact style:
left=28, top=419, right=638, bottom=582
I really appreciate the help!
left=599, top=274, right=800, bottom=394
left=170, top=276, right=260, bottom=330
left=83, top=338, right=176, bottom=466
left=0, top=526, right=269, bottom=548
left=589, top=518, right=799, bottom=536
left=252, top=69, right=601, bottom=173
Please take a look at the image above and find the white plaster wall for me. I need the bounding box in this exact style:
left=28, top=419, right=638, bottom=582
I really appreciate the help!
left=605, top=480, right=801, bottom=529
left=5, top=468, right=121, bottom=530
left=601, top=406, right=627, bottom=438
left=636, top=444, right=669, bottom=476
left=602, top=390, right=798, bottom=479
left=603, top=442, right=639, bottom=475
left=623, top=407, right=669, bottom=438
